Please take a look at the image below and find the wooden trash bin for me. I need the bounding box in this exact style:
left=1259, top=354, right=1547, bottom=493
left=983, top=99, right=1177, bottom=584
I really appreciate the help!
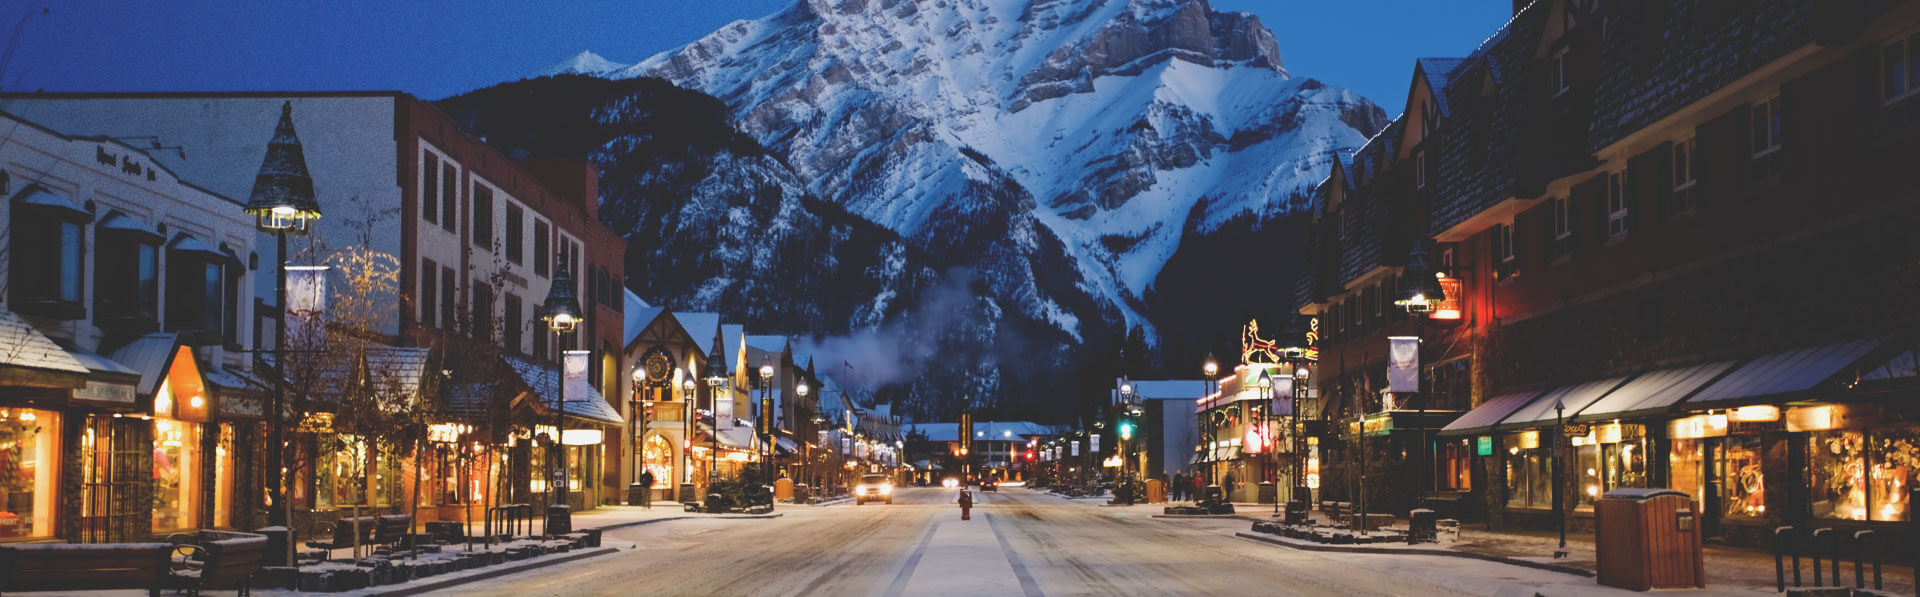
left=1145, top=479, right=1166, bottom=504
left=1594, top=488, right=1705, bottom=591
left=774, top=478, right=795, bottom=501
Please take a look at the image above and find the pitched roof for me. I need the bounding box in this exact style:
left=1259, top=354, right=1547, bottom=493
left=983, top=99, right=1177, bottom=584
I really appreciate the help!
left=624, top=289, right=665, bottom=347
left=674, top=313, right=720, bottom=354
left=1416, top=58, right=1466, bottom=115
left=504, top=355, right=624, bottom=425
left=107, top=332, right=193, bottom=396
left=0, top=311, right=89, bottom=379
left=745, top=335, right=788, bottom=353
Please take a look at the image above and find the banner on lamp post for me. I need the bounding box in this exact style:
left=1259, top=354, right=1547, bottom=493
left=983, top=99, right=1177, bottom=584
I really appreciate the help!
left=1090, top=434, right=1100, bottom=453
left=1388, top=336, right=1420, bottom=395
left=285, top=266, right=329, bottom=351
left=1271, top=376, right=1295, bottom=415
left=1070, top=441, right=1080, bottom=457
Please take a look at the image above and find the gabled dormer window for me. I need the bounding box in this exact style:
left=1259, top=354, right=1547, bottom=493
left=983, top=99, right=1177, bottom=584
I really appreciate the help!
left=95, top=211, right=164, bottom=331
left=8, top=184, right=90, bottom=320
left=1551, top=47, right=1571, bottom=97
left=164, top=234, right=232, bottom=345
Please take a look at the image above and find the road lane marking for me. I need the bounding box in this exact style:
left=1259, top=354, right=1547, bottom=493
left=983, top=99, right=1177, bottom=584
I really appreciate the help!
left=986, top=512, right=1045, bottom=597
left=882, top=516, right=941, bottom=597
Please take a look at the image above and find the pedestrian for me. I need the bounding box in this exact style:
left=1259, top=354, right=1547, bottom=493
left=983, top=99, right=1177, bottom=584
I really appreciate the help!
left=1191, top=472, right=1204, bottom=502
left=1223, top=473, right=1236, bottom=502
left=637, top=469, right=655, bottom=509
left=1172, top=473, right=1186, bottom=501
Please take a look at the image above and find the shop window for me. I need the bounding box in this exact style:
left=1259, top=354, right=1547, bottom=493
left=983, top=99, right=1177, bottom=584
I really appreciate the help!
left=0, top=408, right=58, bottom=541
left=212, top=424, right=234, bottom=528
left=644, top=435, right=672, bottom=489
left=79, top=415, right=145, bottom=542
left=9, top=186, right=88, bottom=319
left=1505, top=446, right=1551, bottom=508
left=1437, top=440, right=1471, bottom=491
left=317, top=435, right=369, bottom=509
left=505, top=204, right=524, bottom=265
left=1810, top=428, right=1917, bottom=522
left=1670, top=438, right=1706, bottom=505
left=1723, top=434, right=1766, bottom=518
left=152, top=416, right=202, bottom=532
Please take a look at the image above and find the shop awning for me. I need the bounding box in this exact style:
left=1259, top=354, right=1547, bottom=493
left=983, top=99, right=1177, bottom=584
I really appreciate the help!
left=1495, top=376, right=1632, bottom=432
left=0, top=310, right=89, bottom=388
left=107, top=332, right=197, bottom=397
left=1686, top=337, right=1883, bottom=405
left=1437, top=390, right=1543, bottom=437
left=1861, top=343, right=1919, bottom=382
left=54, top=339, right=138, bottom=406
left=1572, top=361, right=1736, bottom=423
left=776, top=437, right=798, bottom=456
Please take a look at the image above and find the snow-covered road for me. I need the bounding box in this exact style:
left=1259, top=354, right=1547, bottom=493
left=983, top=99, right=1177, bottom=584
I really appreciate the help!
left=414, top=488, right=1670, bottom=596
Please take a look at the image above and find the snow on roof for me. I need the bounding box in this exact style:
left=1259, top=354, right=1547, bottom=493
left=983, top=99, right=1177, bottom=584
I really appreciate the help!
left=53, top=339, right=138, bottom=378
left=505, top=355, right=625, bottom=425
left=674, top=313, right=720, bottom=354
left=1416, top=58, right=1467, bottom=115
left=722, top=324, right=746, bottom=365
left=365, top=347, right=432, bottom=398
left=625, top=302, right=666, bottom=348
left=745, top=335, right=788, bottom=353
left=0, top=310, right=89, bottom=377
left=12, top=184, right=84, bottom=212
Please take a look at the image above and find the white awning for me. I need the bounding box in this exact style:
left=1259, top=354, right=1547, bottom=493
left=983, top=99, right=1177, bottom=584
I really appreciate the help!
left=1573, top=361, right=1735, bottom=422
left=1687, top=337, right=1883, bottom=405
left=1437, top=390, right=1543, bottom=437
left=1496, top=376, right=1632, bottom=431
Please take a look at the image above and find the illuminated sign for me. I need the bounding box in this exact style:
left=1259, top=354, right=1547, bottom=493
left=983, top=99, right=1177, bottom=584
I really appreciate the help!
left=427, top=423, right=472, bottom=443
left=1430, top=276, right=1463, bottom=320
left=1242, top=319, right=1282, bottom=364
left=1729, top=405, right=1780, bottom=423
left=1475, top=436, right=1492, bottom=456
left=1303, top=317, right=1320, bottom=363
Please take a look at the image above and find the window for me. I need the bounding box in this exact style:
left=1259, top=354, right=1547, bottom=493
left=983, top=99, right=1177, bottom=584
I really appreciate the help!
left=1549, top=196, right=1572, bottom=259
left=151, top=416, right=202, bottom=531
left=1606, top=170, right=1630, bottom=238
left=1339, top=208, right=1353, bottom=242
left=1439, top=246, right=1455, bottom=273
left=1494, top=221, right=1518, bottom=280
left=1722, top=434, right=1767, bottom=518
left=0, top=408, right=60, bottom=541
left=1880, top=31, right=1920, bottom=130
left=316, top=435, right=368, bottom=508
left=1505, top=438, right=1551, bottom=508
left=420, top=258, right=438, bottom=328
left=1750, top=94, right=1783, bottom=181
left=440, top=164, right=458, bottom=233
left=422, top=152, right=439, bottom=224
left=1437, top=440, right=1471, bottom=491
left=1414, top=150, right=1427, bottom=189
left=503, top=294, right=523, bottom=355
left=8, top=187, right=87, bottom=318
left=505, top=204, right=524, bottom=264
left=1810, top=427, right=1917, bottom=522
left=471, top=283, right=494, bottom=342
left=95, top=221, right=161, bottom=325
left=471, top=184, right=494, bottom=249
left=533, top=220, right=550, bottom=277
left=165, top=238, right=228, bottom=337
left=440, top=267, right=456, bottom=333
left=1550, top=47, right=1570, bottom=97
left=1669, top=135, right=1697, bottom=216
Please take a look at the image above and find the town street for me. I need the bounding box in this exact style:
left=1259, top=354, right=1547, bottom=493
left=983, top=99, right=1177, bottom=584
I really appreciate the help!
left=424, top=488, right=1626, bottom=597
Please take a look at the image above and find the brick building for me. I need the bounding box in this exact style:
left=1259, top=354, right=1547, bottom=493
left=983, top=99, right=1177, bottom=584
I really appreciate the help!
left=1298, top=0, right=1920, bottom=547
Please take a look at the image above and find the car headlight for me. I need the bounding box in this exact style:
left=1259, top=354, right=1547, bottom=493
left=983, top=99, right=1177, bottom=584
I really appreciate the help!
left=880, top=483, right=893, bottom=494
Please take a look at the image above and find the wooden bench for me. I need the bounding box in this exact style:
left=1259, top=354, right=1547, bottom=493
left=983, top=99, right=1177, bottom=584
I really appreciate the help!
left=305, top=516, right=376, bottom=556
left=166, top=530, right=266, bottom=597
left=373, top=515, right=413, bottom=552
left=0, top=542, right=172, bottom=596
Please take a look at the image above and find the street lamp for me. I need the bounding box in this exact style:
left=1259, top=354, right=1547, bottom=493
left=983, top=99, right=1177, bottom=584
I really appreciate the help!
left=796, top=379, right=810, bottom=495
left=681, top=375, right=696, bottom=497
left=1554, top=398, right=1568, bottom=559
left=758, top=358, right=775, bottom=502
left=702, top=328, right=728, bottom=506
left=1202, top=354, right=1219, bottom=487
left=1394, top=242, right=1449, bottom=500
left=540, top=263, right=582, bottom=523
left=632, top=366, right=648, bottom=492
left=244, top=101, right=323, bottom=529
left=1258, top=370, right=1277, bottom=514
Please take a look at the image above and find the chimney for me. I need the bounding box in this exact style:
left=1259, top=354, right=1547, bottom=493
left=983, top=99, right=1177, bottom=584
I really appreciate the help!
left=517, top=158, right=600, bottom=221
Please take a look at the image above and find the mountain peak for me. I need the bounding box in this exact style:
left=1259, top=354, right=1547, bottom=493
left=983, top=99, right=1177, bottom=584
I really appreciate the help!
left=539, top=50, right=628, bottom=78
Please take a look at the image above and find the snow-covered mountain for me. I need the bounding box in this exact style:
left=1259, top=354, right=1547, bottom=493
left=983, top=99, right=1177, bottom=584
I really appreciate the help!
left=539, top=50, right=629, bottom=78
left=566, top=0, right=1387, bottom=340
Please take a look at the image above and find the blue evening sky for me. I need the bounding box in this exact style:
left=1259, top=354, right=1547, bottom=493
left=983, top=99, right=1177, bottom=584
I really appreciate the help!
left=9, top=0, right=1509, bottom=113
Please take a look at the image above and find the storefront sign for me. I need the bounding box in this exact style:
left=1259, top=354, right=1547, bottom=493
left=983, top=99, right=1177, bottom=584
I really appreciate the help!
left=1387, top=336, right=1419, bottom=394
left=215, top=393, right=264, bottom=418
left=1669, top=414, right=1728, bottom=439
left=296, top=412, right=334, bottom=432
left=1729, top=405, right=1781, bottom=423
left=1303, top=317, right=1319, bottom=363
left=71, top=380, right=136, bottom=405
left=1785, top=404, right=1875, bottom=432
left=561, top=428, right=603, bottom=445
left=1562, top=423, right=1590, bottom=437
left=1362, top=414, right=1392, bottom=436
left=1430, top=277, right=1463, bottom=320
left=1476, top=436, right=1493, bottom=456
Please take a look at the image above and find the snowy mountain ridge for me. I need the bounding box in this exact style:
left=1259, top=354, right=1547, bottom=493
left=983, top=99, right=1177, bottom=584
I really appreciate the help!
left=538, top=0, right=1386, bottom=342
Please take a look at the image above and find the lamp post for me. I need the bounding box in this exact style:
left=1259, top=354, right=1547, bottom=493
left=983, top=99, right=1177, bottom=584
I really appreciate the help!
left=797, top=379, right=810, bottom=494
left=631, top=367, right=647, bottom=489
left=1118, top=378, right=1138, bottom=504
left=243, top=101, right=323, bottom=529
left=703, top=329, right=728, bottom=505
left=1554, top=398, right=1568, bottom=559
left=681, top=375, right=695, bottom=501
left=758, top=358, right=775, bottom=504
left=1203, top=354, right=1219, bottom=487
left=1394, top=242, right=1448, bottom=499
left=540, top=264, right=582, bottom=522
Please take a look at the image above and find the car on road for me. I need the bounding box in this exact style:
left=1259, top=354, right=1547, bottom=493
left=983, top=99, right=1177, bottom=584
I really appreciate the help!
left=941, top=477, right=959, bottom=489
left=855, top=474, right=894, bottom=505
left=980, top=478, right=997, bottom=492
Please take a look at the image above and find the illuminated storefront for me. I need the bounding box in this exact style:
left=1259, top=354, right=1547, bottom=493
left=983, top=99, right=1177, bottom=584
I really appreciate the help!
left=0, top=408, right=58, bottom=540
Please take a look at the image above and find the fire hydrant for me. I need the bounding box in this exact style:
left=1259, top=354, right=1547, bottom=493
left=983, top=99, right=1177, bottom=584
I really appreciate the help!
left=958, top=489, right=973, bottom=520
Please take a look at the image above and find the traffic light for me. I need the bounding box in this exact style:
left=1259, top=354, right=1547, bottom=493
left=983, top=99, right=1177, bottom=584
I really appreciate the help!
left=1118, top=420, right=1134, bottom=441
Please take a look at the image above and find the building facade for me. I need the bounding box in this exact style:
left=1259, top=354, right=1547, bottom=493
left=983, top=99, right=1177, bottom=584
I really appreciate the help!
left=1298, top=0, right=1920, bottom=546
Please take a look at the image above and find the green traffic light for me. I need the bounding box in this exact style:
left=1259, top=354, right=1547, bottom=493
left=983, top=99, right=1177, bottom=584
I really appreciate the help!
left=1118, top=421, right=1134, bottom=440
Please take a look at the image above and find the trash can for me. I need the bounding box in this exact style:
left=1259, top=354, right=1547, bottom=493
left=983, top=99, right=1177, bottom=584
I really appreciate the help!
left=1407, top=509, right=1437, bottom=544
left=1594, top=488, right=1704, bottom=591
left=774, top=478, right=795, bottom=501
left=1145, top=479, right=1166, bottom=504
left=1257, top=481, right=1277, bottom=504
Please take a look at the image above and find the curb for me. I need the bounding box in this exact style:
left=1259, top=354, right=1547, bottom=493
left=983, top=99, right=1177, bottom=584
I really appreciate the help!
left=1233, top=532, right=1596, bottom=578
left=1151, top=514, right=1240, bottom=519
left=363, top=545, right=621, bottom=597
left=585, top=512, right=783, bottom=532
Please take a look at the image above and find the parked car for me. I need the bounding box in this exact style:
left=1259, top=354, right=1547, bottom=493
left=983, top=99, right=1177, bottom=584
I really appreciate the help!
left=855, top=474, right=894, bottom=505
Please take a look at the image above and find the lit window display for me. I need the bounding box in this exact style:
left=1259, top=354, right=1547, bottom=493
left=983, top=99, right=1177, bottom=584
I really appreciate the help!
left=316, top=435, right=368, bottom=509
left=213, top=424, right=234, bottom=528
left=152, top=416, right=203, bottom=531
left=643, top=435, right=672, bottom=489
left=1504, top=432, right=1550, bottom=508
left=1810, top=427, right=1916, bottom=522
left=1722, top=434, right=1765, bottom=518
left=0, top=408, right=57, bottom=540
left=1669, top=439, right=1706, bottom=504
